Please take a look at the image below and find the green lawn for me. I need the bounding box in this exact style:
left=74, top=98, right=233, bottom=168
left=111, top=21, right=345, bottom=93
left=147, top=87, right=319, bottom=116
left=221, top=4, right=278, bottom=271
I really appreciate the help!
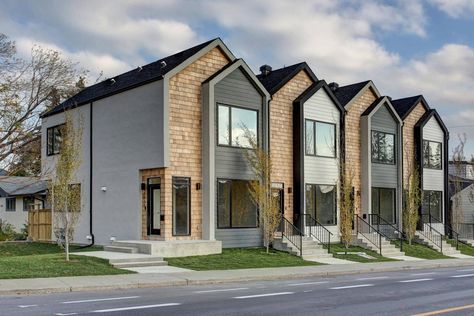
left=328, top=243, right=397, bottom=263
left=394, top=240, right=451, bottom=259
left=0, top=242, right=133, bottom=279
left=166, top=247, right=322, bottom=270
left=446, top=239, right=474, bottom=256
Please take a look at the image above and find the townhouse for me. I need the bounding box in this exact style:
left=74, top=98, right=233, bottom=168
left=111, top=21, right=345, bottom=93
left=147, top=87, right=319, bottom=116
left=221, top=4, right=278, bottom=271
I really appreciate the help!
left=40, top=38, right=452, bottom=257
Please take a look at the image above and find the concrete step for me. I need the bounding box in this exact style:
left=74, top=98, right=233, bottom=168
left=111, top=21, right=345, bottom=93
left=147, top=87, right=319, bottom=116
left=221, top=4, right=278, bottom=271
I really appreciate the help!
left=109, top=256, right=166, bottom=264
left=104, top=246, right=138, bottom=254
left=303, top=254, right=334, bottom=260
left=112, top=260, right=168, bottom=268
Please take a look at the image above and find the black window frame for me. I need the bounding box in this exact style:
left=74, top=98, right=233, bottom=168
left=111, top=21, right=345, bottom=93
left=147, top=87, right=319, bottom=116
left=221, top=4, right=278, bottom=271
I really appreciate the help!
left=371, top=187, right=396, bottom=224
left=217, top=103, right=259, bottom=149
left=371, top=130, right=396, bottom=165
left=423, top=140, right=442, bottom=170
left=305, top=183, right=337, bottom=226
left=422, top=190, right=443, bottom=221
left=172, top=176, right=191, bottom=236
left=216, top=178, right=259, bottom=229
left=305, top=119, right=337, bottom=158
left=5, top=197, right=16, bottom=212
left=46, top=124, right=64, bottom=156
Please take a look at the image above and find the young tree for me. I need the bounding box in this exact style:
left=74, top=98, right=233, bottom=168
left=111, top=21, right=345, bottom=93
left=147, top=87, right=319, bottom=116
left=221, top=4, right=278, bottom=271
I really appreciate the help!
left=48, top=111, right=83, bottom=261
left=241, top=128, right=280, bottom=254
left=0, top=33, right=86, bottom=171
left=339, top=163, right=355, bottom=254
left=451, top=134, right=468, bottom=232
left=403, top=159, right=421, bottom=245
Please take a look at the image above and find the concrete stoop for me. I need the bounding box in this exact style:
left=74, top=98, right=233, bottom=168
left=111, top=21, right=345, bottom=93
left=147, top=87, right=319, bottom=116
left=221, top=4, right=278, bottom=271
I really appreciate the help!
left=273, top=236, right=334, bottom=261
left=109, top=257, right=168, bottom=269
left=353, top=233, right=406, bottom=258
left=110, top=240, right=222, bottom=257
left=415, top=231, right=462, bottom=256
left=104, top=245, right=139, bottom=254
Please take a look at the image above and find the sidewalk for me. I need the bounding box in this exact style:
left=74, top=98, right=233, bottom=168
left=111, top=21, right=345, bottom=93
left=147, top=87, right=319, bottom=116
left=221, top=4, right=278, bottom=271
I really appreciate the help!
left=1, top=258, right=474, bottom=295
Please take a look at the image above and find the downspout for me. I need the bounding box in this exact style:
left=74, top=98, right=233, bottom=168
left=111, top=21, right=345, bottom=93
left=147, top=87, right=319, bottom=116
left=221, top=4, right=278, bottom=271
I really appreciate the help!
left=444, top=131, right=450, bottom=234
left=399, top=121, right=404, bottom=231
left=81, top=102, right=95, bottom=248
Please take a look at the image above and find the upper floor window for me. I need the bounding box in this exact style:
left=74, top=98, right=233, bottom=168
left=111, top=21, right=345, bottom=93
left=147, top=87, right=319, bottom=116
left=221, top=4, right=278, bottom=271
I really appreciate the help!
left=372, top=131, right=395, bottom=164
left=47, top=124, right=63, bottom=156
left=6, top=197, right=15, bottom=212
left=423, top=140, right=442, bottom=169
left=218, top=104, right=257, bottom=149
left=305, top=120, right=336, bottom=157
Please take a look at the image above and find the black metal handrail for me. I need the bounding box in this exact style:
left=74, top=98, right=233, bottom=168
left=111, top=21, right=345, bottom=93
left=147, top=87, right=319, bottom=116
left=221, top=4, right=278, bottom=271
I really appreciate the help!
left=302, top=214, right=333, bottom=253
left=419, top=214, right=443, bottom=252
left=368, top=214, right=404, bottom=252
left=423, top=214, right=461, bottom=250
left=281, top=217, right=303, bottom=256
left=355, top=215, right=382, bottom=255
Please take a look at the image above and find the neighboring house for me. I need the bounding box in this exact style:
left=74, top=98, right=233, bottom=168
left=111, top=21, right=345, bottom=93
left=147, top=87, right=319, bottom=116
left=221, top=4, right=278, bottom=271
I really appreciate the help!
left=449, top=161, right=474, bottom=180
left=0, top=176, right=47, bottom=231
left=41, top=38, right=273, bottom=252
left=449, top=175, right=474, bottom=239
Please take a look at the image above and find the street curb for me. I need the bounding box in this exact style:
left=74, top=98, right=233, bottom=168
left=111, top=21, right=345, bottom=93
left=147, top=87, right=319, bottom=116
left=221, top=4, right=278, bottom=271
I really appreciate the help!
left=1, top=259, right=473, bottom=295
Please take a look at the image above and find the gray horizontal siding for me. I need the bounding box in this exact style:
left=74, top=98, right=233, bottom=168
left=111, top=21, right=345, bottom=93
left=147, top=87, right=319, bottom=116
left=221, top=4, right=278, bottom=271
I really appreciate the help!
left=215, top=67, right=263, bottom=180
left=216, top=228, right=263, bottom=248
left=423, top=116, right=444, bottom=191
left=371, top=104, right=399, bottom=188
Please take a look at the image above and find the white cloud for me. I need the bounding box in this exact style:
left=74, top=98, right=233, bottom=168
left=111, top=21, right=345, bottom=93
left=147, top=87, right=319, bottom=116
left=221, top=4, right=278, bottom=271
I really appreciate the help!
left=428, top=0, right=474, bottom=17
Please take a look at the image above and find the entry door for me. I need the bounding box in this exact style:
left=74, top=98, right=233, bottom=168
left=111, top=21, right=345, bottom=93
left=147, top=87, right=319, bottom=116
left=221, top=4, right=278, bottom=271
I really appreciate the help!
left=272, top=184, right=284, bottom=232
left=147, top=180, right=161, bottom=235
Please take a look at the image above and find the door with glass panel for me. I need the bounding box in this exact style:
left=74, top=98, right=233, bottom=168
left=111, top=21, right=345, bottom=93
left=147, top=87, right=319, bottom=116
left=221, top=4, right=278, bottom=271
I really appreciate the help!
left=147, top=178, right=161, bottom=235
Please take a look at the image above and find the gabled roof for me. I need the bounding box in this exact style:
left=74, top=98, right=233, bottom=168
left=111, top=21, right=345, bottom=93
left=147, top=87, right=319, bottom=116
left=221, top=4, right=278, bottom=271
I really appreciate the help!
left=333, top=80, right=372, bottom=107
left=256, top=62, right=318, bottom=95
left=0, top=177, right=47, bottom=197
left=361, top=96, right=402, bottom=123
left=391, top=95, right=430, bottom=120
left=293, top=80, right=344, bottom=114
left=449, top=175, right=474, bottom=199
left=415, top=109, right=449, bottom=136
left=42, top=38, right=234, bottom=118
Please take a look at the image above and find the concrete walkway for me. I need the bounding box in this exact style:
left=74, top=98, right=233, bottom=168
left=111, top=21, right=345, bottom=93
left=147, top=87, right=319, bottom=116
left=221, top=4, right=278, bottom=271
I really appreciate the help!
left=1, top=258, right=474, bottom=295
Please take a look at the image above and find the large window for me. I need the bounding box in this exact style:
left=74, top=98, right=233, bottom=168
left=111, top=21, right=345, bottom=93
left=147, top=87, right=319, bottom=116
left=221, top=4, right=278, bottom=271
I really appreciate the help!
left=305, top=184, right=336, bottom=225
left=47, top=125, right=63, bottom=156
left=422, top=190, right=442, bottom=221
left=372, top=188, right=396, bottom=223
left=423, top=140, right=442, bottom=169
left=305, top=120, right=336, bottom=157
left=218, top=104, right=257, bottom=148
left=217, top=179, right=258, bottom=229
left=372, top=131, right=395, bottom=164
left=6, top=197, right=15, bottom=212
left=172, top=177, right=191, bottom=236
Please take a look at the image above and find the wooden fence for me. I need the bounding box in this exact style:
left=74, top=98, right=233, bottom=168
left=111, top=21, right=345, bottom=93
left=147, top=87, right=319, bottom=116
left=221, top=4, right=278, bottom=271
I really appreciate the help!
left=28, top=209, right=52, bottom=241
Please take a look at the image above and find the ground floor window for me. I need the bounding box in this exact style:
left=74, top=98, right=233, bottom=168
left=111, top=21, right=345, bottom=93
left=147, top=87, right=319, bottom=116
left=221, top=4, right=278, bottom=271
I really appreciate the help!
left=422, top=190, right=442, bottom=221
left=372, top=187, right=396, bottom=223
left=6, top=197, right=15, bottom=212
left=172, top=177, right=191, bottom=236
left=217, top=179, right=258, bottom=229
left=305, top=184, right=336, bottom=225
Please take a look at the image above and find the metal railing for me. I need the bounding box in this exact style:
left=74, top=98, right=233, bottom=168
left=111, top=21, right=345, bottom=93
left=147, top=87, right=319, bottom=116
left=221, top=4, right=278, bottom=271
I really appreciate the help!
left=355, top=215, right=382, bottom=254
left=281, top=217, right=303, bottom=256
left=302, top=214, right=333, bottom=253
left=419, top=214, right=443, bottom=252
left=368, top=214, right=404, bottom=252
left=423, top=214, right=462, bottom=250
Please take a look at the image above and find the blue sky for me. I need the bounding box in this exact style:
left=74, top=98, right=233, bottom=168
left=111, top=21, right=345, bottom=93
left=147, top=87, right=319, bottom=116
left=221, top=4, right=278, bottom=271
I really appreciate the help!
left=1, top=0, right=473, bottom=157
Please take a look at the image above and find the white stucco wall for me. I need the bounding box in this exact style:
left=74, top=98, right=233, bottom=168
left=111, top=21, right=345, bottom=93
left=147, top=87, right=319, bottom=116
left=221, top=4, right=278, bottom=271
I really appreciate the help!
left=0, top=197, right=27, bottom=231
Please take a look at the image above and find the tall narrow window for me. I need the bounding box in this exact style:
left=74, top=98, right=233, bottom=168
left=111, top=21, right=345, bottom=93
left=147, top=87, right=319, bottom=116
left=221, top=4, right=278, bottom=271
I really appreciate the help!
left=305, top=184, right=336, bottom=225
left=6, top=197, right=16, bottom=212
left=423, top=140, right=442, bottom=169
left=371, top=131, right=395, bottom=164
left=371, top=187, right=396, bottom=223
left=422, top=190, right=442, bottom=221
left=47, top=125, right=64, bottom=156
left=172, top=177, right=191, bottom=236
left=217, top=179, right=258, bottom=229
left=217, top=104, right=257, bottom=148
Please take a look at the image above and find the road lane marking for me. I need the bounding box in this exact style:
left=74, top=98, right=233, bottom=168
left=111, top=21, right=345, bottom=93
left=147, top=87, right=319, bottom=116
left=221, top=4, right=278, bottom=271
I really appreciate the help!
left=330, top=284, right=374, bottom=290
left=62, top=296, right=139, bottom=304
left=288, top=281, right=329, bottom=286
left=234, top=292, right=294, bottom=299
left=451, top=274, right=474, bottom=278
left=18, top=305, right=38, bottom=308
left=399, top=278, right=433, bottom=283
left=91, top=303, right=181, bottom=313
left=457, top=268, right=474, bottom=272
left=356, top=276, right=389, bottom=281
left=410, top=272, right=437, bottom=276
left=194, top=288, right=249, bottom=293
left=412, top=303, right=474, bottom=316
left=55, top=313, right=78, bottom=316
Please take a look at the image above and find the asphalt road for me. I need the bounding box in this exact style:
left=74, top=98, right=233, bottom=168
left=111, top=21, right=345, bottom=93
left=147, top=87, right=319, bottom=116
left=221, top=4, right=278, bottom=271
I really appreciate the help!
left=3, top=266, right=474, bottom=316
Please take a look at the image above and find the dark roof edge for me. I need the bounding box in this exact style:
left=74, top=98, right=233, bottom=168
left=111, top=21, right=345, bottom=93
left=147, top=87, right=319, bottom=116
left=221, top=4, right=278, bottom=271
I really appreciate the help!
left=396, top=95, right=431, bottom=120
left=294, top=80, right=344, bottom=114
left=268, top=62, right=318, bottom=95
left=415, top=109, right=449, bottom=136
